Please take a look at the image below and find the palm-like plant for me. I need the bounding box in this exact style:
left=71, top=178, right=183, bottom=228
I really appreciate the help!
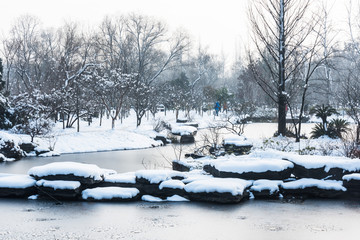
left=310, top=105, right=339, bottom=131
left=329, top=118, right=350, bottom=139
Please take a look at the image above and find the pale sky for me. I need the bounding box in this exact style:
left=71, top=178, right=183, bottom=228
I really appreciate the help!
left=0, top=0, right=355, bottom=64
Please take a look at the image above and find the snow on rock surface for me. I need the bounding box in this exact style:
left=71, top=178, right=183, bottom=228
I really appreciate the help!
left=159, top=179, right=185, bottom=190
left=283, top=155, right=360, bottom=172
left=184, top=178, right=252, bottom=196
left=141, top=194, right=189, bottom=202
left=343, top=173, right=360, bottom=181
left=135, top=170, right=185, bottom=184
left=223, top=134, right=252, bottom=147
left=171, top=125, right=197, bottom=136
left=281, top=178, right=346, bottom=191
left=141, top=195, right=164, bottom=202
left=36, top=179, right=81, bottom=190
left=28, top=162, right=105, bottom=182
left=82, top=187, right=140, bottom=201
left=205, top=156, right=294, bottom=174
left=104, top=172, right=136, bottom=184
left=0, top=174, right=36, bottom=188
left=250, top=180, right=282, bottom=194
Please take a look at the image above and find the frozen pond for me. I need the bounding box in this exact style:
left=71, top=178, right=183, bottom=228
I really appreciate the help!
left=0, top=123, right=358, bottom=239
left=1, top=198, right=360, bottom=240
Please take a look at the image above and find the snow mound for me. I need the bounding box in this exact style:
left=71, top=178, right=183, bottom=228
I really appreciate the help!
left=206, top=156, right=294, bottom=174
left=104, top=172, right=136, bottom=184
left=250, top=180, right=283, bottom=194
left=284, top=155, right=360, bottom=172
left=28, top=162, right=105, bottom=181
left=343, top=173, right=360, bottom=181
left=141, top=194, right=189, bottom=202
left=159, top=179, right=185, bottom=190
left=36, top=179, right=81, bottom=190
left=223, top=134, right=252, bottom=146
left=184, top=178, right=252, bottom=196
left=171, top=125, right=197, bottom=136
left=0, top=174, right=36, bottom=189
left=82, top=187, right=139, bottom=200
left=281, top=178, right=346, bottom=191
left=135, top=170, right=185, bottom=184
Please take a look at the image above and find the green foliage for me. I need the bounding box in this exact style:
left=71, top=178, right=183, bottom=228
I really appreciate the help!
left=310, top=105, right=338, bottom=126
left=0, top=58, right=4, bottom=92
left=311, top=118, right=349, bottom=139
left=329, top=118, right=350, bottom=139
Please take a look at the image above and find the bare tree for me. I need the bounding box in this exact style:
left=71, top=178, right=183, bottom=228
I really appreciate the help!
left=248, top=0, right=316, bottom=136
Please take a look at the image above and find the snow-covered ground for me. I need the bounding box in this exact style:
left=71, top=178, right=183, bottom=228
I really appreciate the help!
left=0, top=109, right=354, bottom=158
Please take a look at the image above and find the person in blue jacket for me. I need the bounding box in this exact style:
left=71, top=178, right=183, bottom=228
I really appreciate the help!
left=214, top=101, right=220, bottom=116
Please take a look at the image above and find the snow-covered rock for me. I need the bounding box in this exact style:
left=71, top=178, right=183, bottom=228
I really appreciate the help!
left=135, top=170, right=185, bottom=184
left=281, top=178, right=346, bottom=198
left=28, top=162, right=106, bottom=184
left=342, top=173, right=360, bottom=197
left=204, top=156, right=294, bottom=180
left=0, top=174, right=36, bottom=197
left=284, top=155, right=360, bottom=180
left=82, top=187, right=140, bottom=201
left=171, top=125, right=197, bottom=136
left=250, top=180, right=283, bottom=199
left=223, top=135, right=253, bottom=155
left=184, top=178, right=252, bottom=203
left=36, top=179, right=82, bottom=199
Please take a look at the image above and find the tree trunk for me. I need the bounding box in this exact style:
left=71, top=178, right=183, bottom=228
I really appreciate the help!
left=111, top=117, right=115, bottom=130
left=99, top=109, right=103, bottom=126
left=278, top=0, right=286, bottom=136
left=278, top=94, right=287, bottom=136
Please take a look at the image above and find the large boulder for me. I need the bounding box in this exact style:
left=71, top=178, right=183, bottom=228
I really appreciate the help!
left=28, top=162, right=106, bottom=185
left=180, top=135, right=195, bottom=144
left=158, top=179, right=186, bottom=198
left=135, top=170, right=185, bottom=195
left=284, top=155, right=360, bottom=180
left=36, top=179, right=82, bottom=199
left=250, top=180, right=283, bottom=199
left=280, top=178, right=346, bottom=199
left=223, top=135, right=253, bottom=155
left=0, top=174, right=36, bottom=198
left=172, top=158, right=203, bottom=172
left=343, top=173, right=360, bottom=198
left=184, top=178, right=252, bottom=203
left=203, top=156, right=294, bottom=180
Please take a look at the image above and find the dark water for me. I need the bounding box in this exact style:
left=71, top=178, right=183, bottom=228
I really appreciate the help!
left=1, top=145, right=360, bottom=239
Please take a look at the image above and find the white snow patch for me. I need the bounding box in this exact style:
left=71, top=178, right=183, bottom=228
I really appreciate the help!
left=28, top=195, right=39, bottom=200
left=159, top=179, right=185, bottom=190
left=343, top=173, right=360, bottom=181
left=284, top=154, right=360, bottom=172
left=104, top=172, right=136, bottom=184
left=281, top=178, right=346, bottom=191
left=0, top=174, right=36, bottom=188
left=167, top=195, right=189, bottom=202
left=250, top=180, right=282, bottom=194
left=135, top=170, right=185, bottom=184
left=82, top=187, right=139, bottom=200
left=141, top=195, right=164, bottom=202
left=171, top=125, right=197, bottom=136
left=28, top=162, right=105, bottom=181
left=223, top=134, right=252, bottom=146
left=206, top=156, right=293, bottom=174
left=184, top=178, right=252, bottom=196
left=36, top=179, right=81, bottom=190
